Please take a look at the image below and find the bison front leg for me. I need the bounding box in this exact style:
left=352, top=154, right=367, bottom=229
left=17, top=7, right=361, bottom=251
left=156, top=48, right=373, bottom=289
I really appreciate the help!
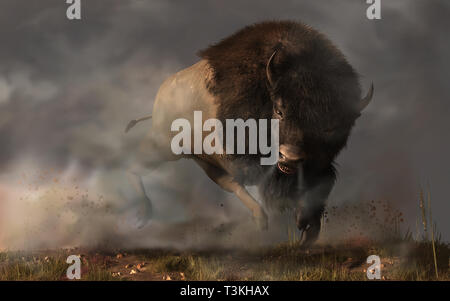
left=195, top=158, right=268, bottom=230
left=296, top=169, right=335, bottom=247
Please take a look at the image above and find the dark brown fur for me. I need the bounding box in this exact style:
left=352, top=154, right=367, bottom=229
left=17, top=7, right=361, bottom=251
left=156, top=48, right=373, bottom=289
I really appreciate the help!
left=199, top=21, right=363, bottom=215
left=198, top=20, right=361, bottom=129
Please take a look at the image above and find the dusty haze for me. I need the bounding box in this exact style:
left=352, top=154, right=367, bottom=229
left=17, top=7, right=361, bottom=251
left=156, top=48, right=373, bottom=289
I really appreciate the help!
left=0, top=0, right=449, bottom=250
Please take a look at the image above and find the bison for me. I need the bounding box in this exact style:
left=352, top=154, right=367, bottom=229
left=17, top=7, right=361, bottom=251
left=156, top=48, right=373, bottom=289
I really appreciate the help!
left=124, top=21, right=373, bottom=246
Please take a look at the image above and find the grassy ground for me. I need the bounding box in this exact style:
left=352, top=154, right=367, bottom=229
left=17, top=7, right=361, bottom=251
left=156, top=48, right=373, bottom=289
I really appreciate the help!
left=0, top=238, right=448, bottom=281
left=1, top=187, right=447, bottom=281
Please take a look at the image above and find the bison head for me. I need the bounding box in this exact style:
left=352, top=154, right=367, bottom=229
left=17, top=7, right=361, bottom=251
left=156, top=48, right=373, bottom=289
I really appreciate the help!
left=265, top=50, right=374, bottom=175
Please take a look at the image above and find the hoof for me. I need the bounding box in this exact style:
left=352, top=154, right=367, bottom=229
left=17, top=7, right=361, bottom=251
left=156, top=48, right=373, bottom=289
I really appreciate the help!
left=298, top=220, right=321, bottom=247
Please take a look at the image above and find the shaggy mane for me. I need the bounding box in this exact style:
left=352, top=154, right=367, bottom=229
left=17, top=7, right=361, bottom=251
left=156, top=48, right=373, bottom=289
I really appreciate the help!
left=198, top=20, right=361, bottom=129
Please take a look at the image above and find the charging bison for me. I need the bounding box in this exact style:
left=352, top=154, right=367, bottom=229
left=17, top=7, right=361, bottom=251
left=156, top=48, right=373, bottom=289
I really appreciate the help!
left=124, top=21, right=373, bottom=246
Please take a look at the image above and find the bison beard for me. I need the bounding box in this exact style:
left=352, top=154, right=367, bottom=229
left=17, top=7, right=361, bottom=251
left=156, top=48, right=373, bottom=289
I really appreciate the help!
left=260, top=167, right=302, bottom=212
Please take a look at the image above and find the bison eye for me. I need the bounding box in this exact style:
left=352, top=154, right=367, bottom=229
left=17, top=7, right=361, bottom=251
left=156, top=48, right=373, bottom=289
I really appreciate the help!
left=274, top=109, right=283, bottom=118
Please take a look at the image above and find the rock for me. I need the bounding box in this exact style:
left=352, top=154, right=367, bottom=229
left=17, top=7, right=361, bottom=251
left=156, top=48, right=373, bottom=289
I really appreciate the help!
left=125, top=264, right=133, bottom=269
left=136, top=262, right=146, bottom=271
left=116, top=253, right=123, bottom=259
left=130, top=269, right=138, bottom=275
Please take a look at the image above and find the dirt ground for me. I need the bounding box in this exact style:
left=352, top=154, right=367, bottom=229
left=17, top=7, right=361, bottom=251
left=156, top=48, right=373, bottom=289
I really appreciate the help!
left=1, top=239, right=448, bottom=281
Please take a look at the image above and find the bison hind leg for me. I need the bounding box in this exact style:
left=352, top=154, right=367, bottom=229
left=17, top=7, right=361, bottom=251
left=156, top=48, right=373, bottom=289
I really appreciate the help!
left=124, top=131, right=178, bottom=228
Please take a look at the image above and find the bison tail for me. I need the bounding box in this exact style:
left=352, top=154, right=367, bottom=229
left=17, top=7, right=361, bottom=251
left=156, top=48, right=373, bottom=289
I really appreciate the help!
left=124, top=115, right=152, bottom=133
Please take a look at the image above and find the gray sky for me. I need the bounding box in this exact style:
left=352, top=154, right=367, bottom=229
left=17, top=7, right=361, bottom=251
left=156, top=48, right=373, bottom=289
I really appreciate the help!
left=0, top=0, right=448, bottom=246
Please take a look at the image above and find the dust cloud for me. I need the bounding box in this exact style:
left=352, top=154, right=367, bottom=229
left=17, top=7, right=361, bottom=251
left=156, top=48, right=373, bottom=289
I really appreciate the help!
left=0, top=1, right=449, bottom=250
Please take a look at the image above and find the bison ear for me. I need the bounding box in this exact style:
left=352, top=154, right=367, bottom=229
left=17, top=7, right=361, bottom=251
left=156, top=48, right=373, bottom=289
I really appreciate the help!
left=266, top=50, right=278, bottom=89
left=358, top=83, right=374, bottom=112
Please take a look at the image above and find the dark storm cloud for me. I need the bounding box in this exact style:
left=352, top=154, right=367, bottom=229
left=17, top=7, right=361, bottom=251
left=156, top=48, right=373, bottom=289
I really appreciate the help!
left=0, top=0, right=448, bottom=242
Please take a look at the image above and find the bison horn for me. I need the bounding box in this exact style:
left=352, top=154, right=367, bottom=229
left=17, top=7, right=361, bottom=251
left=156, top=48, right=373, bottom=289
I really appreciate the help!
left=359, top=82, right=374, bottom=111
left=266, top=50, right=277, bottom=88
